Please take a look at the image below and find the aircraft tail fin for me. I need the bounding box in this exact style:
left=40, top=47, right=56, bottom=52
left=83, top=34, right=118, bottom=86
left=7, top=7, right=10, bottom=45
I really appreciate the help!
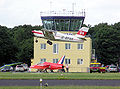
left=57, top=56, right=65, bottom=64
left=75, top=27, right=89, bottom=38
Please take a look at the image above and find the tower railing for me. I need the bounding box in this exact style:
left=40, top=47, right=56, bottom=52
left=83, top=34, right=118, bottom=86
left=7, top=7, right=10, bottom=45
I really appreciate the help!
left=40, top=10, right=85, bottom=17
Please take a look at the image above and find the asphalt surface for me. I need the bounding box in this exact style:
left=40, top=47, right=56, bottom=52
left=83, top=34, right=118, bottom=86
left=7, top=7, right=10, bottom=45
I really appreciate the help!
left=0, top=79, right=120, bottom=86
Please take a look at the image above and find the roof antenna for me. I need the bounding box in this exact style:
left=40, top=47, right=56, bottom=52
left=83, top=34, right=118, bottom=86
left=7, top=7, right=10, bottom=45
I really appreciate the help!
left=72, top=3, right=76, bottom=15
left=50, top=1, right=52, bottom=14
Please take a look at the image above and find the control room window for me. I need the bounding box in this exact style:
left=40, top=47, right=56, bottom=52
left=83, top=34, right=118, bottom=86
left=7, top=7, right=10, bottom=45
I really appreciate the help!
left=77, top=59, right=83, bottom=64
left=64, top=19, right=70, bottom=31
left=65, top=43, right=71, bottom=49
left=53, top=59, right=58, bottom=63
left=70, top=19, right=83, bottom=31
left=77, top=44, right=83, bottom=50
left=40, top=43, right=46, bottom=49
left=43, top=20, right=54, bottom=30
left=65, top=59, right=71, bottom=64
left=53, top=44, right=58, bottom=54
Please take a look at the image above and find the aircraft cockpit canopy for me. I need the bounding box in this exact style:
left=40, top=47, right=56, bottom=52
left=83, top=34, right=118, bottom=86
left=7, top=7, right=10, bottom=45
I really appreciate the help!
left=37, top=61, right=45, bottom=65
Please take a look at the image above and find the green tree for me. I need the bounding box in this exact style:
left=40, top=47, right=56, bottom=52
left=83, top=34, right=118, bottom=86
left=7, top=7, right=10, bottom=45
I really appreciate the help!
left=112, top=22, right=120, bottom=65
left=11, top=25, right=34, bottom=66
left=0, top=25, right=17, bottom=66
left=0, top=25, right=42, bottom=66
left=91, top=23, right=120, bottom=65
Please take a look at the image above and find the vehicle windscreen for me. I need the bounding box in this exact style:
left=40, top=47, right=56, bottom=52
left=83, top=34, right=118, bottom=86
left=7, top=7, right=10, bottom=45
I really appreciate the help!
left=17, top=65, right=23, bottom=67
left=110, top=66, right=117, bottom=68
left=90, top=64, right=100, bottom=67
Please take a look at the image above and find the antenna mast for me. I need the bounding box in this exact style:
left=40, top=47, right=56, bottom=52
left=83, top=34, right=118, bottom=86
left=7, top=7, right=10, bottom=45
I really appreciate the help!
left=72, top=3, right=76, bottom=15
left=50, top=1, right=52, bottom=13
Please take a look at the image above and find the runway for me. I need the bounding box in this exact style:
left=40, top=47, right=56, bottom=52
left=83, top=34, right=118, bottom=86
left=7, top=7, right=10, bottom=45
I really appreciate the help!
left=0, top=79, right=120, bottom=86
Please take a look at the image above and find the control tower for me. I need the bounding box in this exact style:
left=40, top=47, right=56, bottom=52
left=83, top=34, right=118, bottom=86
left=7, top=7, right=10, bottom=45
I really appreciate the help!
left=40, top=10, right=85, bottom=31
left=32, top=10, right=91, bottom=72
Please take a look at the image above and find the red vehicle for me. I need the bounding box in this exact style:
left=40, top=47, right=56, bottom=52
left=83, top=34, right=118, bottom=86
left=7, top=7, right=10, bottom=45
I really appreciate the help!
left=90, top=63, right=106, bottom=73
left=30, top=56, right=65, bottom=72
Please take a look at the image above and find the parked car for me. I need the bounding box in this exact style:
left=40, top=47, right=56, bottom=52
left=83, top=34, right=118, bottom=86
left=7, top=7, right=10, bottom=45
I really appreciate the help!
left=1, top=66, right=13, bottom=72
left=106, top=65, right=118, bottom=72
left=21, top=64, right=28, bottom=71
left=15, top=65, right=24, bottom=72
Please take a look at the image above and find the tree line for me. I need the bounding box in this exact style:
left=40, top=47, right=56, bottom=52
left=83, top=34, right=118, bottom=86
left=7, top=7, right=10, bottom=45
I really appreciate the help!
left=89, top=22, right=120, bottom=65
left=0, top=25, right=42, bottom=66
left=0, top=22, right=120, bottom=66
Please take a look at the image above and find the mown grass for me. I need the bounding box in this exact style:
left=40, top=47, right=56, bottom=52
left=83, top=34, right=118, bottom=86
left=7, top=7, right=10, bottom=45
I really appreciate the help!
left=0, top=72, right=120, bottom=80
left=1, top=86, right=120, bottom=89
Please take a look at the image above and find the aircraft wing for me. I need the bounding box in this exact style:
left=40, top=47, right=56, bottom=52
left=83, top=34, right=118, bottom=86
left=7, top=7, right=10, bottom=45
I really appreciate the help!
left=30, top=63, right=50, bottom=69
left=80, top=38, right=87, bottom=41
left=41, top=28, right=55, bottom=40
left=7, top=62, right=23, bottom=66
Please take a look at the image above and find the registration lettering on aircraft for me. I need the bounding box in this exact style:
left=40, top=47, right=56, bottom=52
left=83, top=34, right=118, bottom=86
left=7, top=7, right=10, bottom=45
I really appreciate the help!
left=61, top=36, right=73, bottom=40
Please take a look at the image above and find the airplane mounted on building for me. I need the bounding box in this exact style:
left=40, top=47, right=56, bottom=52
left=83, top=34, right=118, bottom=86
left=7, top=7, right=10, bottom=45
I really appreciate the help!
left=32, top=27, right=89, bottom=45
left=30, top=56, right=65, bottom=72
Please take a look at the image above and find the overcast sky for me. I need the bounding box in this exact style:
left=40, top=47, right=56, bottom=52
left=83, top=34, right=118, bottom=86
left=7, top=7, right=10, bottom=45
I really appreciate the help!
left=0, top=0, right=120, bottom=28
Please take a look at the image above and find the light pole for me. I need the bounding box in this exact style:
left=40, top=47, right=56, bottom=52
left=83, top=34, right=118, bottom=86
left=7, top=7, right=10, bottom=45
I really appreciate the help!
left=40, top=78, right=42, bottom=89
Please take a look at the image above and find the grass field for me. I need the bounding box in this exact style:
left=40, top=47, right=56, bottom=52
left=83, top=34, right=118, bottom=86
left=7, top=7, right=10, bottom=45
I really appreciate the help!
left=0, top=72, right=120, bottom=80
left=1, top=86, right=120, bottom=89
